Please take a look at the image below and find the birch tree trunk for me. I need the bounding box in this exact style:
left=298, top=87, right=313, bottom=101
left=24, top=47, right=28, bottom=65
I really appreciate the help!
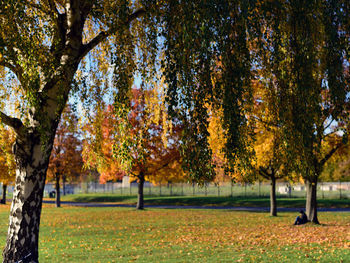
left=2, top=130, right=54, bottom=262
left=2, top=58, right=79, bottom=263
left=0, top=2, right=145, bottom=261
left=305, top=177, right=319, bottom=224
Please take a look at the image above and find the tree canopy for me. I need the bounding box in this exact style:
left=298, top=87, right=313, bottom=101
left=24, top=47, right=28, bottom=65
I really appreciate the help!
left=254, top=0, right=350, bottom=223
left=0, top=0, right=349, bottom=261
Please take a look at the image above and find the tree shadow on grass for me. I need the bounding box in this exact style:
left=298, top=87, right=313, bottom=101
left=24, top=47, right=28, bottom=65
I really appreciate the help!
left=143, top=196, right=272, bottom=207
left=71, top=195, right=137, bottom=203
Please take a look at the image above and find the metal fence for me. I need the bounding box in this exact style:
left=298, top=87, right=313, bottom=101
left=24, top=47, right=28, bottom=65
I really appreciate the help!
left=1, top=181, right=349, bottom=199
left=39, top=181, right=350, bottom=199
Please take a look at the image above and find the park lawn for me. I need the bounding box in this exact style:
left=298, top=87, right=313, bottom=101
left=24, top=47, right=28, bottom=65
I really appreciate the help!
left=59, top=194, right=350, bottom=208
left=0, top=205, right=349, bottom=262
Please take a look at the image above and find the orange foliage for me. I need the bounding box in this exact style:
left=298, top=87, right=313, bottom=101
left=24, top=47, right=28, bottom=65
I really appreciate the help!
left=82, top=105, right=126, bottom=184
left=47, top=106, right=83, bottom=184
left=249, top=79, right=293, bottom=187
left=0, top=127, right=16, bottom=185
left=208, top=106, right=229, bottom=182
left=83, top=87, right=184, bottom=184
left=208, top=106, right=250, bottom=183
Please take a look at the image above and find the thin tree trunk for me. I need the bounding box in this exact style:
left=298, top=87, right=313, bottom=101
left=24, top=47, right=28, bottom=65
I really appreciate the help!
left=270, top=175, right=277, bottom=216
left=306, top=177, right=319, bottom=224
left=55, top=173, right=61, bottom=208
left=3, top=133, right=53, bottom=263
left=136, top=172, right=145, bottom=210
left=62, top=176, right=66, bottom=196
left=1, top=184, right=7, bottom=204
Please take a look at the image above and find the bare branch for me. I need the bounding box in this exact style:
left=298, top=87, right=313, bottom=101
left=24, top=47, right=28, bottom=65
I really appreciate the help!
left=81, top=8, right=146, bottom=58
left=252, top=115, right=279, bottom=129
left=323, top=129, right=341, bottom=138
left=0, top=60, right=16, bottom=75
left=320, top=142, right=344, bottom=167
left=46, top=0, right=60, bottom=15
left=150, top=160, right=171, bottom=174
left=259, top=167, right=270, bottom=180
left=128, top=8, right=147, bottom=23
left=323, top=117, right=335, bottom=131
left=0, top=111, right=23, bottom=132
left=321, top=107, right=334, bottom=126
left=129, top=171, right=137, bottom=177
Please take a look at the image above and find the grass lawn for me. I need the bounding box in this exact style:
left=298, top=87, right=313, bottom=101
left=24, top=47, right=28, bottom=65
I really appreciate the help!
left=0, top=204, right=349, bottom=262
left=59, top=194, right=350, bottom=208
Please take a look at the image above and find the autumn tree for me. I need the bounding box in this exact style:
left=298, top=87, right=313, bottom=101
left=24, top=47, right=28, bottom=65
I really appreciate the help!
left=0, top=127, right=16, bottom=204
left=208, top=107, right=230, bottom=183
left=251, top=80, right=291, bottom=216
left=118, top=88, right=183, bottom=210
left=256, top=0, right=350, bottom=223
left=208, top=78, right=291, bottom=217
left=84, top=87, right=183, bottom=210
left=82, top=102, right=126, bottom=185
left=321, top=136, right=350, bottom=183
left=208, top=106, right=253, bottom=185
left=47, top=106, right=83, bottom=207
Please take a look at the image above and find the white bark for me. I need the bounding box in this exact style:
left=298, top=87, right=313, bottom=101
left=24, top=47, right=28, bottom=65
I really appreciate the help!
left=3, top=132, right=50, bottom=262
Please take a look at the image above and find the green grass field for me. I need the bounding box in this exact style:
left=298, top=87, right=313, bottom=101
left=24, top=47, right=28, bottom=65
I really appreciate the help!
left=59, top=194, right=350, bottom=208
left=0, top=204, right=349, bottom=262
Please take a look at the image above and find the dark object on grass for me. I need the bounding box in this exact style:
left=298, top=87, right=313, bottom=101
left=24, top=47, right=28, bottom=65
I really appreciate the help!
left=294, top=210, right=308, bottom=225
left=49, top=191, right=56, bottom=198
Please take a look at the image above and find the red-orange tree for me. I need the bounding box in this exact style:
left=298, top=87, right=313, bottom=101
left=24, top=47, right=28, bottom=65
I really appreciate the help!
left=84, top=87, right=183, bottom=209
left=47, top=106, right=83, bottom=207
left=82, top=104, right=126, bottom=184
